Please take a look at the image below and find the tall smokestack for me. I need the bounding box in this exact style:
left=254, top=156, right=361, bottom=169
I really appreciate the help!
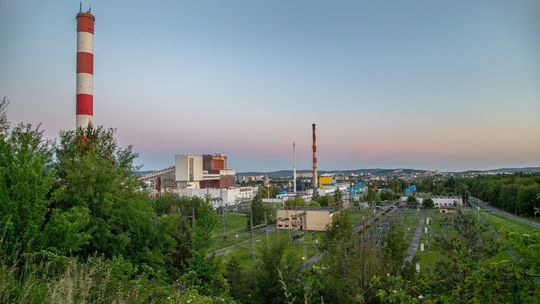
left=312, top=123, right=318, bottom=190
left=76, top=7, right=95, bottom=129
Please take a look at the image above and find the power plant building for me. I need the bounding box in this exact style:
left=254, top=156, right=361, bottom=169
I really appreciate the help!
left=175, top=154, right=235, bottom=189
left=140, top=153, right=249, bottom=208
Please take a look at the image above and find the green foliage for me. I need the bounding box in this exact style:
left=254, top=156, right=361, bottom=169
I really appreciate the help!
left=182, top=200, right=228, bottom=296
left=382, top=221, right=409, bottom=274
left=41, top=207, right=91, bottom=255
left=225, top=257, right=252, bottom=303
left=366, top=187, right=378, bottom=203
left=249, top=196, right=272, bottom=230
left=0, top=104, right=79, bottom=259
left=390, top=178, right=405, bottom=193
left=251, top=235, right=303, bottom=304
left=422, top=197, right=434, bottom=208
left=333, top=188, right=343, bottom=210
left=317, top=194, right=334, bottom=207
left=380, top=189, right=399, bottom=201
left=429, top=174, right=540, bottom=217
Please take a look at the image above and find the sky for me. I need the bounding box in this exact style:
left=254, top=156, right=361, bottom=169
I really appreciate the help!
left=1, top=0, right=539, bottom=172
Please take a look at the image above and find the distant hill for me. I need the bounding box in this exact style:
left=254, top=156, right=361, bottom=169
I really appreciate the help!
left=236, top=168, right=427, bottom=178
left=138, top=167, right=540, bottom=178
left=459, top=167, right=540, bottom=174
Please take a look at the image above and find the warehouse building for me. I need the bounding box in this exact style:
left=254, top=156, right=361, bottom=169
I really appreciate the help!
left=276, top=207, right=335, bottom=231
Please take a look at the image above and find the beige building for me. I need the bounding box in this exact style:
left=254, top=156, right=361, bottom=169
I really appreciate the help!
left=276, top=207, right=335, bottom=231
left=440, top=206, right=457, bottom=214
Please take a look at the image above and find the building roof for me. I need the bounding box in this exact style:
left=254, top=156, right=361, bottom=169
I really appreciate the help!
left=278, top=207, right=335, bottom=212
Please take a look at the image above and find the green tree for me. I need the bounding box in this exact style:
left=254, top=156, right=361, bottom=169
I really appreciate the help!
left=0, top=99, right=89, bottom=258
left=183, top=201, right=228, bottom=296
left=333, top=188, right=343, bottom=210
left=53, top=127, right=177, bottom=271
left=423, top=197, right=434, bottom=208
left=249, top=196, right=271, bottom=230
left=225, top=257, right=251, bottom=302
left=390, top=178, right=403, bottom=193
left=366, top=187, right=378, bottom=204
left=317, top=194, right=334, bottom=207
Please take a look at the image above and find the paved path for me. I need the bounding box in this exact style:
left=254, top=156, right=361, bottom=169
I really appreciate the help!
left=404, top=213, right=425, bottom=265
left=472, top=197, right=540, bottom=229
left=303, top=252, right=324, bottom=271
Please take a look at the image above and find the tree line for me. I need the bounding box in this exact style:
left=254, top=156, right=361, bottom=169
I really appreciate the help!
left=416, top=175, right=540, bottom=217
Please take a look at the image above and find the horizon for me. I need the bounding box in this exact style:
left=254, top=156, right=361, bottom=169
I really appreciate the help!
left=1, top=0, right=539, bottom=172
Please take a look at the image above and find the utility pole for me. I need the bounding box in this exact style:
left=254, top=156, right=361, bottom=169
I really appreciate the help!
left=264, top=213, right=269, bottom=250
left=293, top=142, right=297, bottom=194
left=249, top=202, right=254, bottom=258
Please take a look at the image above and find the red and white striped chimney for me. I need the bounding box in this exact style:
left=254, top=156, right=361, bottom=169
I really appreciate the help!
left=76, top=8, right=95, bottom=129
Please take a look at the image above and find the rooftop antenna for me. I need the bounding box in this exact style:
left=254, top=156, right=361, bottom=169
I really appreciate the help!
left=79, top=2, right=82, bottom=13
left=89, top=4, right=92, bottom=12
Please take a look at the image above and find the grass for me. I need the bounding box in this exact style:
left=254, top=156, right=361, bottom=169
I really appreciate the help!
left=416, top=210, right=459, bottom=270
left=345, top=207, right=375, bottom=226
left=210, top=213, right=251, bottom=251
left=215, top=229, right=321, bottom=270
left=481, top=211, right=537, bottom=234
left=213, top=212, right=249, bottom=239
left=524, top=216, right=540, bottom=224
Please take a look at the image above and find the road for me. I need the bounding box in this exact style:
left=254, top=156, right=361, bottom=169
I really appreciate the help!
left=403, top=213, right=425, bottom=265
left=471, top=197, right=540, bottom=229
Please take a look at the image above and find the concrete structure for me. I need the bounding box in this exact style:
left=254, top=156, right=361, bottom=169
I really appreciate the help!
left=440, top=206, right=457, bottom=214
left=432, top=196, right=463, bottom=208
left=175, top=154, right=235, bottom=189
left=401, top=196, right=463, bottom=208
left=203, top=154, right=227, bottom=173
left=176, top=186, right=257, bottom=209
left=319, top=175, right=335, bottom=188
left=276, top=207, right=335, bottom=231
left=76, top=7, right=95, bottom=129
left=175, top=155, right=203, bottom=188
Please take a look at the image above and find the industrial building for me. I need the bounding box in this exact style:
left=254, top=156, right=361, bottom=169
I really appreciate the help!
left=139, top=154, right=255, bottom=208
left=319, top=175, right=335, bottom=189
left=175, top=154, right=235, bottom=189
left=401, top=196, right=463, bottom=209
left=276, top=207, right=335, bottom=231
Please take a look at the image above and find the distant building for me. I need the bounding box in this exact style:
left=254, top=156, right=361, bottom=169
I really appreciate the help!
left=276, top=207, right=335, bottom=231
left=432, top=196, right=462, bottom=208
left=404, top=184, right=417, bottom=195
left=440, top=206, right=457, bottom=214
left=351, top=183, right=367, bottom=195
left=175, top=154, right=235, bottom=189
left=319, top=175, right=335, bottom=189
left=176, top=186, right=257, bottom=209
